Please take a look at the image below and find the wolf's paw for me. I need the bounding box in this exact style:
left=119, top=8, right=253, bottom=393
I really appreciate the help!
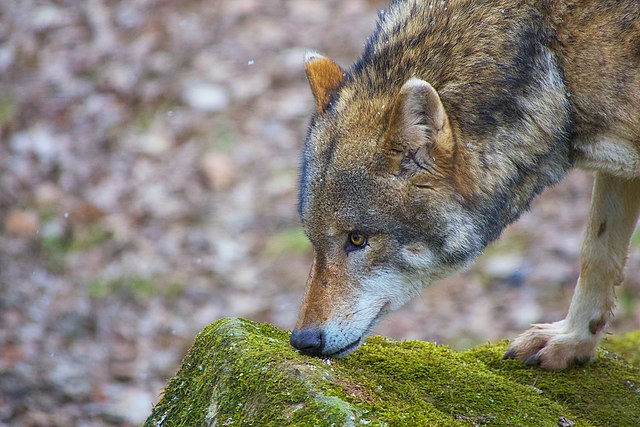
left=503, top=321, right=597, bottom=370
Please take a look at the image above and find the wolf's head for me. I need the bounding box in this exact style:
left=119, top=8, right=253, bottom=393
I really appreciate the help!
left=290, top=53, right=484, bottom=357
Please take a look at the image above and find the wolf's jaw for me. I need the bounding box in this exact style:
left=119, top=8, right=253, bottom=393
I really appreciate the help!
left=325, top=301, right=392, bottom=358
left=327, top=337, right=362, bottom=358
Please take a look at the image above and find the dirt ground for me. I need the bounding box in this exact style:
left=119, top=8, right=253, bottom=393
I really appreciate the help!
left=1, top=1, right=639, bottom=425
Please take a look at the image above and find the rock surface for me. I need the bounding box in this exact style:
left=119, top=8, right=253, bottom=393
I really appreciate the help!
left=146, top=318, right=640, bottom=427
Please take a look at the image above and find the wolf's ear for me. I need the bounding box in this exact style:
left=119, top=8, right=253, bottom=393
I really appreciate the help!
left=383, top=78, right=453, bottom=176
left=304, top=52, right=345, bottom=113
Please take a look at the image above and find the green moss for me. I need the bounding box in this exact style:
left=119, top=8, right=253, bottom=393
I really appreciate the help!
left=147, top=320, right=640, bottom=427
left=603, top=330, right=640, bottom=366
left=461, top=341, right=640, bottom=427
left=146, top=319, right=357, bottom=427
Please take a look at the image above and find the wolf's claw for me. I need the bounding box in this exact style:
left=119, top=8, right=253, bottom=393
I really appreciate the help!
left=524, top=354, right=541, bottom=366
left=502, top=348, right=517, bottom=360
left=504, top=320, right=598, bottom=370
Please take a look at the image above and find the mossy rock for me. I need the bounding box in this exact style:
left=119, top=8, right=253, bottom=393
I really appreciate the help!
left=603, top=330, right=640, bottom=366
left=146, top=318, right=640, bottom=426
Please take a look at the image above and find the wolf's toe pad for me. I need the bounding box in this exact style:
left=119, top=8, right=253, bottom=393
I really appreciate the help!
left=504, top=322, right=597, bottom=370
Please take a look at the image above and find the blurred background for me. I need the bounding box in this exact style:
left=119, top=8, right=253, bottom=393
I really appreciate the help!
left=1, top=0, right=639, bottom=425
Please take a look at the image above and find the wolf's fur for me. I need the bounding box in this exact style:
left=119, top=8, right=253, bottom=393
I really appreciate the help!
left=291, top=0, right=640, bottom=369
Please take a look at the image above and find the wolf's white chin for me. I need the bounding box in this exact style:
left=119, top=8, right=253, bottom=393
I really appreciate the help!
left=326, top=336, right=363, bottom=358
left=322, top=301, right=392, bottom=357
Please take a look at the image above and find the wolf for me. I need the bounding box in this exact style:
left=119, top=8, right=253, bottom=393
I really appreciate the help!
left=289, top=0, right=640, bottom=370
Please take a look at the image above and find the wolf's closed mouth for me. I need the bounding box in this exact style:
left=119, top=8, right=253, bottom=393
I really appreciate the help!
left=329, top=337, right=362, bottom=358
left=328, top=302, right=391, bottom=357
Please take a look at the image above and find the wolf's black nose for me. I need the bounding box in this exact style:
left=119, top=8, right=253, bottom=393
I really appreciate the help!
left=290, top=328, right=323, bottom=356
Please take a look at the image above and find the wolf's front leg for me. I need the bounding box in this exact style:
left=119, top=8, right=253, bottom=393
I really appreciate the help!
left=505, top=172, right=640, bottom=369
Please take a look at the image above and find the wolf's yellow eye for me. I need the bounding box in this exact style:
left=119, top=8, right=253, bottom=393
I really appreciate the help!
left=348, top=232, right=367, bottom=248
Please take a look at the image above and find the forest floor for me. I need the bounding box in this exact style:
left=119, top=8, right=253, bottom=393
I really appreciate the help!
left=1, top=1, right=639, bottom=425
